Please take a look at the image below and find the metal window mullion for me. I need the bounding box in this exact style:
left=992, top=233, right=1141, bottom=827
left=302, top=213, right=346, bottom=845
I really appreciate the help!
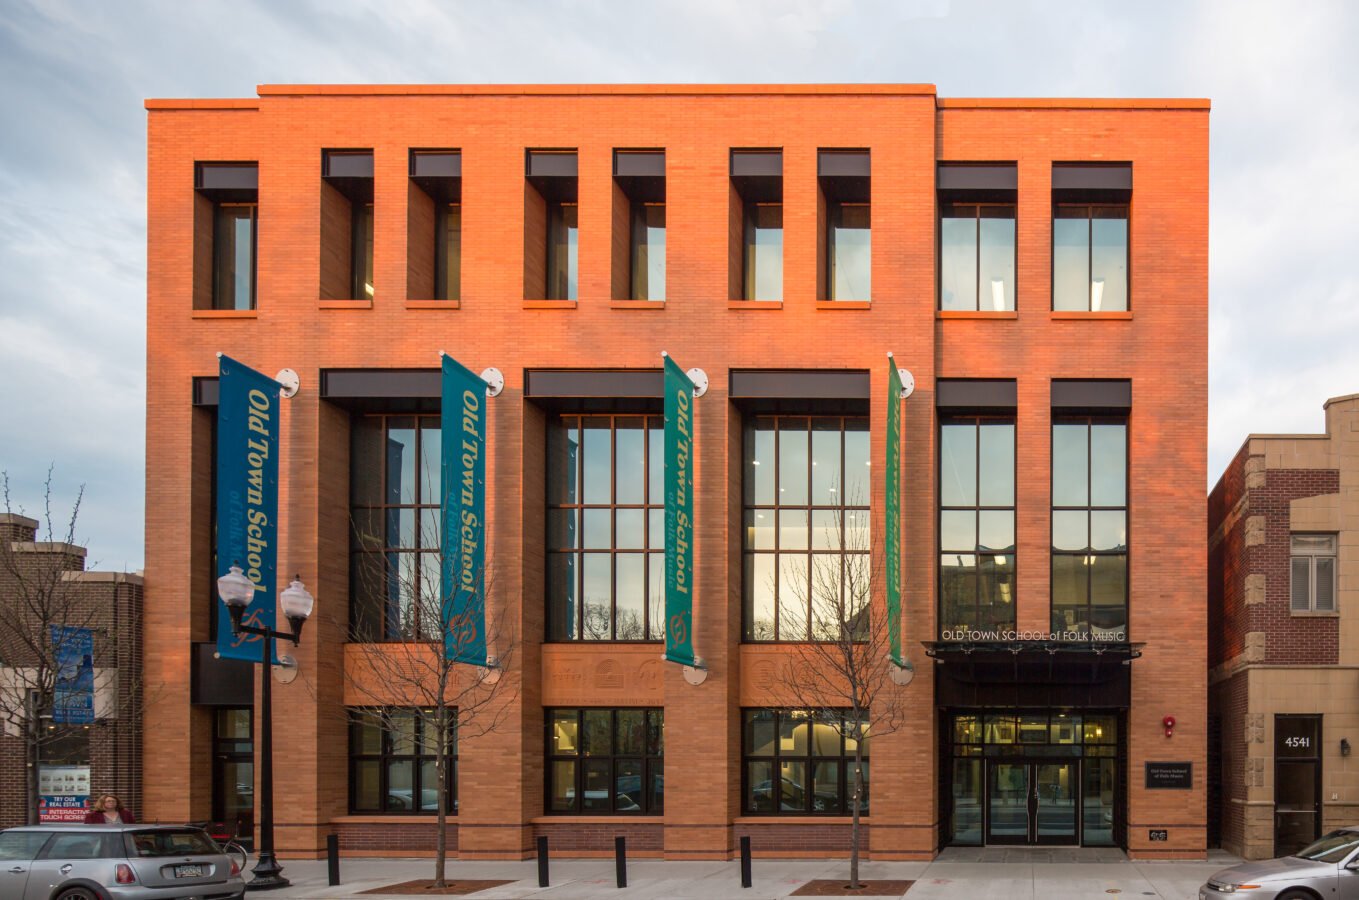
left=974, top=206, right=982, bottom=310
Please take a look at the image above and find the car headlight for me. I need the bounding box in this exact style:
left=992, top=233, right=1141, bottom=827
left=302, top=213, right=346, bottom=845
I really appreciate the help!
left=1213, top=885, right=1262, bottom=894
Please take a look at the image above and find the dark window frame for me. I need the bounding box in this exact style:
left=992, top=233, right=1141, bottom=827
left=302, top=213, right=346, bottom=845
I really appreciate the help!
left=349, top=413, right=443, bottom=642
left=741, top=709, right=868, bottom=816
left=211, top=202, right=258, bottom=311
left=743, top=201, right=784, bottom=301
left=827, top=201, right=871, bottom=302
left=629, top=200, right=666, bottom=301
left=546, top=201, right=579, bottom=301
left=348, top=707, right=457, bottom=815
left=1050, top=416, right=1130, bottom=639
left=1289, top=533, right=1337, bottom=613
left=350, top=201, right=375, bottom=301
left=546, top=707, right=664, bottom=815
left=546, top=413, right=666, bottom=642
left=1051, top=202, right=1129, bottom=312
left=742, top=415, right=871, bottom=642
left=434, top=202, right=462, bottom=302
left=938, top=415, right=1017, bottom=636
left=938, top=201, right=1016, bottom=312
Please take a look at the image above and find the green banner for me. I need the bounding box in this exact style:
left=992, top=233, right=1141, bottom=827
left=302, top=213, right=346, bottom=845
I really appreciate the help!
left=886, top=358, right=904, bottom=667
left=663, top=355, right=697, bottom=666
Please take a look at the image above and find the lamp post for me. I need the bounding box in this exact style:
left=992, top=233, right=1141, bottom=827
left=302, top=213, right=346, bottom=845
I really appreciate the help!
left=217, top=565, right=314, bottom=891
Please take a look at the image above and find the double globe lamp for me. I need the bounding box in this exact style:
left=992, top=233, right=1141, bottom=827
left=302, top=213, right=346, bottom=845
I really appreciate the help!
left=216, top=565, right=314, bottom=890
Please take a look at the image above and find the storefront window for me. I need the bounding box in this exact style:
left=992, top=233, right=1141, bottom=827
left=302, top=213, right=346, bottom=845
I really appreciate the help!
left=742, top=709, right=868, bottom=815
left=547, top=708, right=663, bottom=814
left=349, top=708, right=456, bottom=814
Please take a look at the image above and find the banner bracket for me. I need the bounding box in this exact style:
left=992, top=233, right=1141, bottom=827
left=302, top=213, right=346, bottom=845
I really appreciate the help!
left=889, top=660, right=915, bottom=686
left=275, top=369, right=300, bottom=399
left=480, top=368, right=505, bottom=398
left=682, top=663, right=708, bottom=686
left=686, top=368, right=708, bottom=398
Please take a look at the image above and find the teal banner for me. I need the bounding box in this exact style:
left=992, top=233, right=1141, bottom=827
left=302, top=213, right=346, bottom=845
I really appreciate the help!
left=663, top=355, right=697, bottom=666
left=441, top=355, right=489, bottom=667
left=886, top=358, right=904, bottom=667
left=216, top=355, right=281, bottom=663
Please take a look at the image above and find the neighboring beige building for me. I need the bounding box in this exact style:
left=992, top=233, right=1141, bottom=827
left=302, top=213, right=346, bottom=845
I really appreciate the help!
left=1209, top=394, right=1359, bottom=859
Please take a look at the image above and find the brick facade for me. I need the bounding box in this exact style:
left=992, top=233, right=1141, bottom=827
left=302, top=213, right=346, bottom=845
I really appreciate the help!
left=144, top=85, right=1209, bottom=860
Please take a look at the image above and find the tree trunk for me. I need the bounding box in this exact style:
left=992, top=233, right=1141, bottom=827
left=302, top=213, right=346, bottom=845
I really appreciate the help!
left=849, top=745, right=863, bottom=889
left=25, top=692, right=41, bottom=826
left=433, top=704, right=449, bottom=888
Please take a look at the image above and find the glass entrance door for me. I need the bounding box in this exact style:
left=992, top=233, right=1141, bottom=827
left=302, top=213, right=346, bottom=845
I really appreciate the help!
left=986, top=761, right=1079, bottom=845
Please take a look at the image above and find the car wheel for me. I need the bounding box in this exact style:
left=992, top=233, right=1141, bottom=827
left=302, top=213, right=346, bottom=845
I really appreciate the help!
left=1274, top=891, right=1318, bottom=900
left=56, top=888, right=99, bottom=900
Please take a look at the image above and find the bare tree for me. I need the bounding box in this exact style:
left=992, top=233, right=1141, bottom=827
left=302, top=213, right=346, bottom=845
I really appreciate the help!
left=770, top=504, right=907, bottom=890
left=0, top=469, right=144, bottom=825
left=337, top=512, right=519, bottom=889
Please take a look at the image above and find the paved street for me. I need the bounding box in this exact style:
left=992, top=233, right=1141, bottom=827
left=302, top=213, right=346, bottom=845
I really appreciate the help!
left=264, top=848, right=1240, bottom=899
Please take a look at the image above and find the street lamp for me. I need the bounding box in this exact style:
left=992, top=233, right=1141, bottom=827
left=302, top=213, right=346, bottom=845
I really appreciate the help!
left=217, top=565, right=314, bottom=891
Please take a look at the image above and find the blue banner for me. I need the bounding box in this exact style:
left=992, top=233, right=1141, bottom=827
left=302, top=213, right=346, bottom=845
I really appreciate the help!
left=441, top=355, right=489, bottom=666
left=216, top=355, right=281, bottom=663
left=51, top=627, right=94, bottom=724
left=663, top=355, right=698, bottom=667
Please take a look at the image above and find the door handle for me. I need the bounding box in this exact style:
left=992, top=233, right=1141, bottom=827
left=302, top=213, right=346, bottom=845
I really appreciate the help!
left=60, top=864, right=73, bottom=874
left=8, top=867, right=25, bottom=874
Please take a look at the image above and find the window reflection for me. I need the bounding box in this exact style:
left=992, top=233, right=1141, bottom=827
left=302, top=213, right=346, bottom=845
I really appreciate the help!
left=1053, top=205, right=1128, bottom=311
left=829, top=203, right=871, bottom=300
left=743, top=709, right=866, bottom=815
left=940, top=418, right=1016, bottom=634
left=548, top=709, right=663, bottom=814
left=547, top=202, right=578, bottom=300
left=1051, top=419, right=1128, bottom=637
left=631, top=203, right=666, bottom=300
left=940, top=203, right=1015, bottom=311
left=744, top=203, right=783, bottom=300
left=213, top=205, right=256, bottom=311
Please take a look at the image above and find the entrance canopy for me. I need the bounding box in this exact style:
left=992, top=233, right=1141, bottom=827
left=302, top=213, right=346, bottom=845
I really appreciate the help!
left=922, top=641, right=1142, bottom=708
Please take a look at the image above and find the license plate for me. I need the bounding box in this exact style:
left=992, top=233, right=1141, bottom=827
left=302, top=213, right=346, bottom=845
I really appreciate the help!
left=175, top=865, right=204, bottom=878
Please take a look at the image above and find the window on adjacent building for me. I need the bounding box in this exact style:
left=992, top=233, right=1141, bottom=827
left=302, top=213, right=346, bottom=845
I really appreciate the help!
left=614, top=150, right=666, bottom=301
left=731, top=150, right=783, bottom=301
left=349, top=414, right=442, bottom=641
left=526, top=150, right=578, bottom=300
left=1291, top=534, right=1337, bottom=612
left=742, top=709, right=868, bottom=815
left=547, top=415, right=665, bottom=641
left=1053, top=205, right=1128, bottom=311
left=321, top=150, right=375, bottom=301
left=940, top=203, right=1016, bottom=311
left=939, top=417, right=1016, bottom=634
left=350, top=708, right=456, bottom=814
left=194, top=163, right=258, bottom=311
left=409, top=150, right=461, bottom=302
left=1051, top=418, right=1128, bottom=638
left=820, top=150, right=871, bottom=301
left=743, top=416, right=870, bottom=641
left=547, top=708, right=663, bottom=814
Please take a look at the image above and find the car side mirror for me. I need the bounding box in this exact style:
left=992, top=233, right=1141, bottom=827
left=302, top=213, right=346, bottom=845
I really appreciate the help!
left=1348, top=858, right=1359, bottom=871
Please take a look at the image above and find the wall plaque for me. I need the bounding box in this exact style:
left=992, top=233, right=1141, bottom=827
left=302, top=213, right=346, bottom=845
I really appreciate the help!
left=1148, top=829, right=1168, bottom=842
left=1145, top=761, right=1193, bottom=789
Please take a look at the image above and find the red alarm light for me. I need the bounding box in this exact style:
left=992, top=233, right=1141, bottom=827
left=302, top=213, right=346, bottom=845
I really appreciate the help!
left=1163, top=715, right=1176, bottom=738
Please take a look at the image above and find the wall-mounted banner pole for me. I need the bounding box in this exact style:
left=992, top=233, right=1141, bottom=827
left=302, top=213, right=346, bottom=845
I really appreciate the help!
left=886, top=354, right=915, bottom=681
left=216, top=354, right=282, bottom=663
left=663, top=353, right=705, bottom=681
left=440, top=354, right=502, bottom=668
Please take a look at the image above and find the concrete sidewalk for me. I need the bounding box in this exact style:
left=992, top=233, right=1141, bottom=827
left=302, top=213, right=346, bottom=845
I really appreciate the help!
left=263, top=849, right=1240, bottom=900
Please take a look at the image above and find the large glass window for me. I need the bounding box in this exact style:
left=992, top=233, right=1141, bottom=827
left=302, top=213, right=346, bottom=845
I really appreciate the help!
left=743, top=416, right=870, bottom=641
left=1290, top=534, right=1337, bottom=613
left=743, top=709, right=868, bottom=815
left=547, top=415, right=665, bottom=641
left=350, top=414, right=442, bottom=641
left=548, top=708, right=663, bottom=814
left=940, top=203, right=1015, bottom=311
left=744, top=203, right=783, bottom=301
left=828, top=203, right=871, bottom=300
left=939, top=418, right=1016, bottom=635
left=547, top=202, right=578, bottom=300
left=1053, top=205, right=1127, bottom=311
left=350, top=708, right=456, bottom=814
left=631, top=202, right=665, bottom=300
left=212, top=204, right=257, bottom=311
left=1051, top=419, right=1128, bottom=639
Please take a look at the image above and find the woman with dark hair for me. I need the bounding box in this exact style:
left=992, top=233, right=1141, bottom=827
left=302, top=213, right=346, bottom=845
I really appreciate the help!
left=84, top=793, right=136, bottom=824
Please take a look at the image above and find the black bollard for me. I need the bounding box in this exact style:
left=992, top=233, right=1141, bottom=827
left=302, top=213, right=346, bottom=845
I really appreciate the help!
left=537, top=835, right=550, bottom=887
left=326, top=833, right=340, bottom=886
left=740, top=835, right=752, bottom=888
left=615, top=836, right=627, bottom=888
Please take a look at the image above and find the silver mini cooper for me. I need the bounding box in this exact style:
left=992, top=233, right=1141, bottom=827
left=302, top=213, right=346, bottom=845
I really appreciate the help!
left=0, top=824, right=244, bottom=900
left=1201, top=827, right=1359, bottom=899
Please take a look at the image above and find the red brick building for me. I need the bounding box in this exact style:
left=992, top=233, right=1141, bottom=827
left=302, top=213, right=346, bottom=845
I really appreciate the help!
left=143, top=84, right=1209, bottom=859
left=1209, top=395, right=1359, bottom=859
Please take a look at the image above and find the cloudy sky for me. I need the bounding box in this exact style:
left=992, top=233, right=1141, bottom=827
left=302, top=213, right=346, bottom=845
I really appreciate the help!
left=1, top=0, right=1356, bottom=571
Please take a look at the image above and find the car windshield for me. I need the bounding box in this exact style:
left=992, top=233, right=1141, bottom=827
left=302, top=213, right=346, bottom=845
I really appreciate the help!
left=129, top=829, right=219, bottom=857
left=1291, top=830, right=1359, bottom=863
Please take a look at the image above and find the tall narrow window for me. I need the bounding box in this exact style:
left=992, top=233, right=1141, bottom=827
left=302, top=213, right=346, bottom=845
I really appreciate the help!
left=940, top=203, right=1015, bottom=311
left=527, top=150, right=578, bottom=300
left=349, top=414, right=442, bottom=641
left=1290, top=534, right=1337, bottom=612
left=820, top=149, right=871, bottom=301
left=614, top=150, right=666, bottom=301
left=939, top=418, right=1016, bottom=634
left=547, top=708, right=663, bottom=814
left=547, top=202, right=579, bottom=300
left=195, top=163, right=258, bottom=311
left=547, top=415, right=665, bottom=641
left=321, top=150, right=375, bottom=301
left=731, top=150, right=783, bottom=301
left=349, top=708, right=456, bottom=814
left=744, top=416, right=870, bottom=641
left=435, top=204, right=462, bottom=301
left=410, top=150, right=462, bottom=302
left=351, top=201, right=375, bottom=300
left=1051, top=418, right=1128, bottom=638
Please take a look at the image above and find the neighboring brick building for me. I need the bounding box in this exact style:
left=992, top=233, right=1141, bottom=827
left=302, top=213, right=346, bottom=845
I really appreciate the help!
left=0, top=513, right=143, bottom=827
left=143, top=84, right=1209, bottom=860
left=1209, top=394, right=1359, bottom=859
